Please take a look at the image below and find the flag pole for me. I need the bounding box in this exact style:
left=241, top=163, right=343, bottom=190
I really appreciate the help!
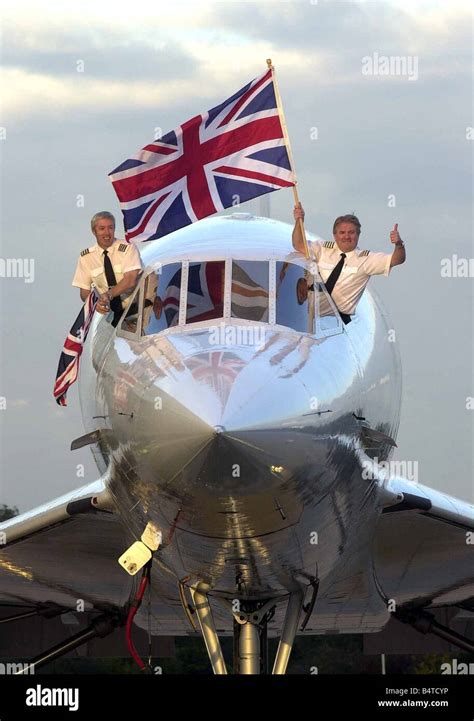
left=267, top=58, right=310, bottom=259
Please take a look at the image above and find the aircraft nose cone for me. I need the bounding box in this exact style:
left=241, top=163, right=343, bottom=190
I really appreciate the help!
left=131, top=346, right=266, bottom=486
left=129, top=337, right=335, bottom=497
left=110, top=328, right=359, bottom=539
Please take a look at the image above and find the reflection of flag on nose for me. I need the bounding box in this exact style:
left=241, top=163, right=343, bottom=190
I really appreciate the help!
left=186, top=350, right=246, bottom=405
left=231, top=263, right=268, bottom=321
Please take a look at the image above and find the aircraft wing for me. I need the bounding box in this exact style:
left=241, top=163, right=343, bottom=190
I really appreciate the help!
left=1, top=475, right=472, bottom=644
left=0, top=480, right=197, bottom=635
left=373, top=477, right=474, bottom=611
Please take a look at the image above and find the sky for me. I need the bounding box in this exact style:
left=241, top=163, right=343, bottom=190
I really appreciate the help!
left=0, top=0, right=472, bottom=511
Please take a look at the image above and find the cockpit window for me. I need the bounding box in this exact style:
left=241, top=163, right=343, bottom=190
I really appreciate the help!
left=135, top=257, right=342, bottom=338
left=142, top=262, right=182, bottom=335
left=275, top=262, right=314, bottom=333
left=186, top=261, right=225, bottom=324
left=231, top=261, right=269, bottom=322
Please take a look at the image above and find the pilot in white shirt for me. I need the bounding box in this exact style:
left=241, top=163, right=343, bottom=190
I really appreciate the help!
left=72, top=211, right=142, bottom=323
left=292, top=204, right=406, bottom=323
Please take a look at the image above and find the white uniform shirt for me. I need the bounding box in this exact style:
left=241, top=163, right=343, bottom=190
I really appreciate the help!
left=310, top=240, right=392, bottom=315
left=72, top=239, right=142, bottom=306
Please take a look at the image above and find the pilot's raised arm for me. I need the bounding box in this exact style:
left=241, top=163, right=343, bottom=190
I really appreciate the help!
left=292, top=203, right=322, bottom=261
left=292, top=202, right=307, bottom=255
left=291, top=204, right=406, bottom=325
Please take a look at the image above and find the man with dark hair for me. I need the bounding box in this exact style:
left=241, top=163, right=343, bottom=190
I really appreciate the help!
left=72, top=211, right=142, bottom=326
left=292, top=203, right=405, bottom=323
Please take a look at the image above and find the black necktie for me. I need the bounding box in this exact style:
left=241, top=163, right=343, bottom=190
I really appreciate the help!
left=324, top=252, right=346, bottom=295
left=324, top=252, right=351, bottom=325
left=103, top=250, right=123, bottom=321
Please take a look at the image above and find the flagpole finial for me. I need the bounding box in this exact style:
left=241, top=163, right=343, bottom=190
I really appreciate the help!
left=266, top=58, right=273, bottom=69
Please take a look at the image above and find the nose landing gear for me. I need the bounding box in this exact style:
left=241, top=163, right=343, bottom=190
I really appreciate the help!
left=189, top=582, right=305, bottom=675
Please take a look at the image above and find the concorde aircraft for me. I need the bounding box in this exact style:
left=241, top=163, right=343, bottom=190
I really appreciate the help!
left=0, top=214, right=473, bottom=674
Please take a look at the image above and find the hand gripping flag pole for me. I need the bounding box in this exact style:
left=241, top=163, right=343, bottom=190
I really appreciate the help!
left=266, top=58, right=310, bottom=260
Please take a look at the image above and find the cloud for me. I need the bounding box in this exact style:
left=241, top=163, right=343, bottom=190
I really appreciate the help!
left=3, top=0, right=470, bottom=124
left=2, top=68, right=208, bottom=118
left=1, top=35, right=197, bottom=81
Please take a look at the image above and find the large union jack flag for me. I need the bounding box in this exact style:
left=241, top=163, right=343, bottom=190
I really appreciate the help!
left=53, top=291, right=98, bottom=406
left=109, top=69, right=295, bottom=242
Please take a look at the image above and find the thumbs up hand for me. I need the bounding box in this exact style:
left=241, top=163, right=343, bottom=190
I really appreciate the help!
left=390, top=223, right=403, bottom=245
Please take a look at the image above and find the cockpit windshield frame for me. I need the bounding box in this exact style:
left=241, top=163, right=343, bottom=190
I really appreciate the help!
left=116, top=255, right=343, bottom=340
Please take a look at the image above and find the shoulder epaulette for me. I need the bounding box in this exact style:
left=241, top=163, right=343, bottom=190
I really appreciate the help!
left=323, top=241, right=335, bottom=249
left=118, top=243, right=128, bottom=252
left=80, top=248, right=90, bottom=257
left=359, top=249, right=370, bottom=257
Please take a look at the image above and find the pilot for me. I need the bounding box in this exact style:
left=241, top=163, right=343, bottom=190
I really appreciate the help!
left=72, top=211, right=142, bottom=327
left=292, top=203, right=406, bottom=324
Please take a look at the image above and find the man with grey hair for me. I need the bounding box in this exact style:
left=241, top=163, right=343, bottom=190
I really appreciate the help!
left=72, top=211, right=142, bottom=326
left=292, top=203, right=405, bottom=324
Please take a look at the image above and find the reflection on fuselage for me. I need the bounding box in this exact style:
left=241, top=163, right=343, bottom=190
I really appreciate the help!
left=79, top=215, right=402, bottom=603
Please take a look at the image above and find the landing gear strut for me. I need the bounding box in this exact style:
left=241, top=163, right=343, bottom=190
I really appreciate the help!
left=190, top=583, right=305, bottom=675
left=395, top=609, right=474, bottom=653
left=15, top=612, right=124, bottom=675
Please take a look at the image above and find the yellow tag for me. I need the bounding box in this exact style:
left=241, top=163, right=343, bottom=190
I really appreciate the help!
left=118, top=541, right=152, bottom=576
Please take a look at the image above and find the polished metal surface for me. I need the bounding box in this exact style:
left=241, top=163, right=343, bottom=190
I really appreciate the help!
left=82, top=216, right=406, bottom=620
left=239, top=620, right=260, bottom=675
left=189, top=583, right=227, bottom=674
left=0, top=214, right=472, bottom=645
left=79, top=216, right=402, bottom=609
left=272, top=589, right=304, bottom=675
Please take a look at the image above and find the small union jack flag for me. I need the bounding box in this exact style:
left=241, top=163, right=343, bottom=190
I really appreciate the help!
left=53, top=291, right=98, bottom=406
left=109, top=68, right=295, bottom=242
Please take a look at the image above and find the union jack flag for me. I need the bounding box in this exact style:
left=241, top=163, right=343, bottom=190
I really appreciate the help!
left=53, top=291, right=98, bottom=406
left=109, top=69, right=295, bottom=242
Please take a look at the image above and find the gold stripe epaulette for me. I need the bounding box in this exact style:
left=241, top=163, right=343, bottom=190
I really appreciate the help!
left=80, top=248, right=90, bottom=256
left=323, top=241, right=335, bottom=249
left=118, top=243, right=128, bottom=252
left=359, top=249, right=370, bottom=257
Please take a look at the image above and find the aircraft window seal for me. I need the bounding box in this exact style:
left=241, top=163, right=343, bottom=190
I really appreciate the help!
left=223, top=258, right=232, bottom=319
left=179, top=262, right=189, bottom=327
left=269, top=260, right=276, bottom=324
